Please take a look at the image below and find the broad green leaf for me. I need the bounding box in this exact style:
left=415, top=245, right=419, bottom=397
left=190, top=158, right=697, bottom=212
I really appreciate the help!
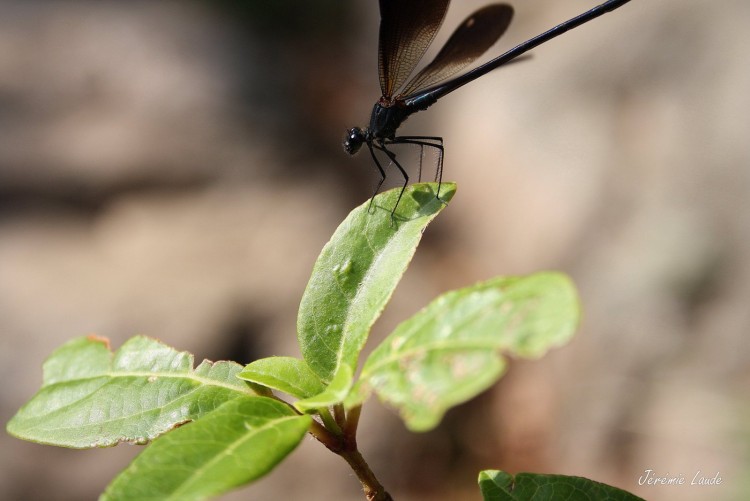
left=477, top=470, right=645, bottom=501
left=298, top=182, right=455, bottom=383
left=102, top=396, right=311, bottom=501
left=238, top=357, right=325, bottom=399
left=294, top=364, right=353, bottom=413
left=7, top=336, right=254, bottom=448
left=354, top=273, right=579, bottom=431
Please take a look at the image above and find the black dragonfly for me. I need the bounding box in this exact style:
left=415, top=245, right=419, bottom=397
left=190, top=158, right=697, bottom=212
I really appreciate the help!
left=344, top=0, right=633, bottom=219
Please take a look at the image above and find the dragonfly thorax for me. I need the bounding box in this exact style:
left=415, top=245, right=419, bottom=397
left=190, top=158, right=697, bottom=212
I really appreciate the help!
left=368, top=101, right=410, bottom=141
left=343, top=100, right=412, bottom=156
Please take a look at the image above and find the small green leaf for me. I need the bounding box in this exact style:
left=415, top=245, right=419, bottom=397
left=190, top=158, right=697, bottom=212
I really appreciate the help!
left=477, top=470, right=645, bottom=501
left=238, top=357, right=325, bottom=399
left=294, top=364, right=353, bottom=413
left=355, top=273, right=579, bottom=431
left=478, top=470, right=514, bottom=500
left=298, top=182, right=455, bottom=383
left=102, top=396, right=311, bottom=501
left=7, top=336, right=254, bottom=448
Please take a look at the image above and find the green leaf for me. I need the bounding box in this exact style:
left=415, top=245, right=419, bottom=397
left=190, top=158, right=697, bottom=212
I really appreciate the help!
left=294, top=364, right=353, bottom=413
left=298, top=182, right=455, bottom=383
left=354, top=273, right=579, bottom=431
left=7, top=336, right=254, bottom=448
left=102, top=396, right=311, bottom=501
left=477, top=470, right=645, bottom=501
left=478, top=470, right=514, bottom=500
left=238, top=357, right=325, bottom=399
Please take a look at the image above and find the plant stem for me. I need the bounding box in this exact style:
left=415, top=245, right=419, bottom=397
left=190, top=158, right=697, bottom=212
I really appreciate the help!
left=308, top=404, right=392, bottom=500
left=308, top=419, right=340, bottom=451
left=333, top=403, right=346, bottom=429
left=339, top=447, right=393, bottom=501
left=319, top=407, right=342, bottom=435
left=343, top=404, right=361, bottom=440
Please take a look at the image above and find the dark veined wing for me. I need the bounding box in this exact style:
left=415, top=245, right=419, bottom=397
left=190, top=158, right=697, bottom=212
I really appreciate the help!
left=378, top=0, right=451, bottom=99
left=400, top=4, right=514, bottom=98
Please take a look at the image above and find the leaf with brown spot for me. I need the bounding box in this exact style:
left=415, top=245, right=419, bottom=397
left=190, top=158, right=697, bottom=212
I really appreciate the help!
left=348, top=273, right=579, bottom=431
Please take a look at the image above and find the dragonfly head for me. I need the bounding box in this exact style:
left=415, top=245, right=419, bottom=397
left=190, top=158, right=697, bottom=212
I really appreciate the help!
left=343, top=127, right=366, bottom=155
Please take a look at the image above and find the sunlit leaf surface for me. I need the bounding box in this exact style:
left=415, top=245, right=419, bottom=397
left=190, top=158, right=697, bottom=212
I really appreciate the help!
left=298, top=182, right=455, bottom=383
left=355, top=273, right=579, bottom=431
left=102, top=397, right=311, bottom=501
left=7, top=336, right=254, bottom=448
left=238, top=356, right=325, bottom=399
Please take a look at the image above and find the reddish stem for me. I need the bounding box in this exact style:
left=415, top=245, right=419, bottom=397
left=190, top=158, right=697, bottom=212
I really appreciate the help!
left=308, top=405, right=392, bottom=500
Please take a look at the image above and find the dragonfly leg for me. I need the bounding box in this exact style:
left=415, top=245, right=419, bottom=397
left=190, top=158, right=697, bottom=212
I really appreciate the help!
left=390, top=136, right=444, bottom=200
left=366, top=143, right=387, bottom=214
left=418, top=144, right=424, bottom=182
left=376, top=143, right=408, bottom=225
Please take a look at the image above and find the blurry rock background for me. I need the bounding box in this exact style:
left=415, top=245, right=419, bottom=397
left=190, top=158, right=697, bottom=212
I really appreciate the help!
left=1, top=1, right=748, bottom=500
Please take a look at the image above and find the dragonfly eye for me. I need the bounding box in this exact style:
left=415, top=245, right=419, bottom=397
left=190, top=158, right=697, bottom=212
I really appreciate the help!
left=343, top=127, right=366, bottom=155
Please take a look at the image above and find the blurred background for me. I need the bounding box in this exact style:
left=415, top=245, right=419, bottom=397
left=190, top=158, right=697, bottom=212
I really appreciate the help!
left=1, top=0, right=748, bottom=499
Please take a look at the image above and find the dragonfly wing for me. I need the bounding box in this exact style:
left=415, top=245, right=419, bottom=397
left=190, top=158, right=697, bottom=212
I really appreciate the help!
left=400, top=4, right=514, bottom=97
left=378, top=0, right=451, bottom=99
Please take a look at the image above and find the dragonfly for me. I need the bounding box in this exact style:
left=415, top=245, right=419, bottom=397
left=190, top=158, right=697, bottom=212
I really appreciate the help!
left=343, top=0, right=633, bottom=219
